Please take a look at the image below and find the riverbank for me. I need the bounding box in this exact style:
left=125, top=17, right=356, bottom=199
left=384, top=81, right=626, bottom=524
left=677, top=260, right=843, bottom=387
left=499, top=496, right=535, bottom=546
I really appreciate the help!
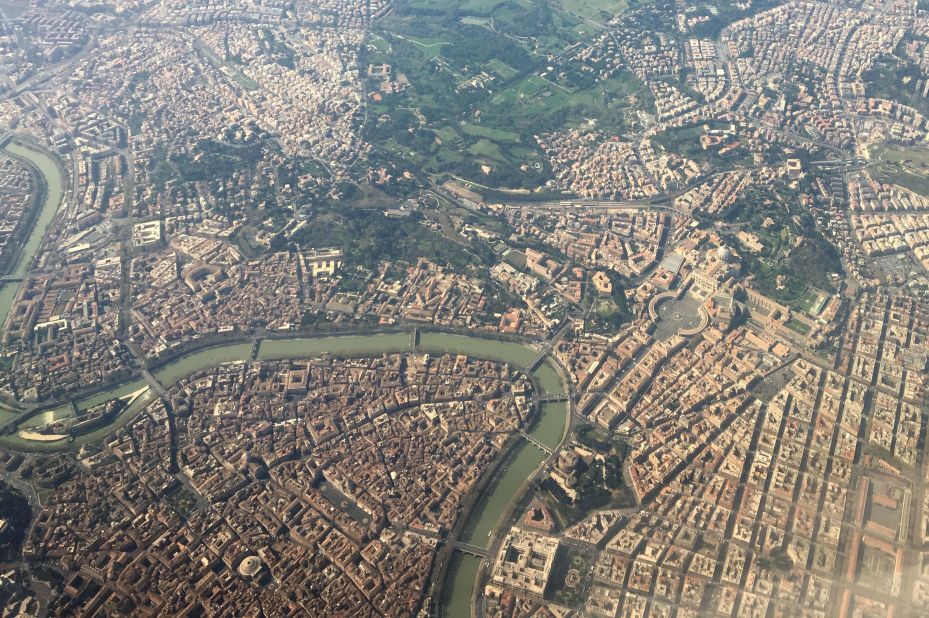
left=0, top=325, right=572, bottom=618
left=0, top=152, right=574, bottom=612
left=0, top=149, right=47, bottom=276
left=0, top=325, right=535, bottom=440
left=1, top=330, right=567, bottom=454
left=0, top=141, right=66, bottom=330
left=437, top=361, right=572, bottom=616
left=440, top=553, right=482, bottom=618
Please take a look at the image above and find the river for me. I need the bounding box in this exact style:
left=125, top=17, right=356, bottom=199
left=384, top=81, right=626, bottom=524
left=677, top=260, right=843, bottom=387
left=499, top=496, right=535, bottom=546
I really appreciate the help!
left=3, top=330, right=571, bottom=616
left=0, top=141, right=66, bottom=328
left=438, top=400, right=568, bottom=616
left=4, top=331, right=570, bottom=453
left=154, top=343, right=255, bottom=385
left=459, top=441, right=546, bottom=547
left=0, top=139, right=568, bottom=616
left=441, top=553, right=482, bottom=618
left=259, top=333, right=411, bottom=360
left=0, top=207, right=569, bottom=612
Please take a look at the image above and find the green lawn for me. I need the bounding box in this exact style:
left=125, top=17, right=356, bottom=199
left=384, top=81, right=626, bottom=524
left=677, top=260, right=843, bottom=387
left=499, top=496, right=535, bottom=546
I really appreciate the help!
left=364, top=5, right=646, bottom=190
left=368, top=34, right=391, bottom=53
left=503, top=249, right=527, bottom=268
left=459, top=0, right=528, bottom=12
left=394, top=33, right=449, bottom=56
left=460, top=15, right=493, bottom=26
left=432, top=125, right=463, bottom=145
left=426, top=148, right=466, bottom=169
left=554, top=0, right=628, bottom=22
left=403, top=0, right=459, bottom=10
left=460, top=122, right=521, bottom=143
left=871, top=164, right=929, bottom=198
left=870, top=143, right=929, bottom=167
left=795, top=288, right=819, bottom=314
left=868, top=143, right=929, bottom=197
left=487, top=70, right=643, bottom=133
left=794, top=287, right=831, bottom=317
left=485, top=58, right=519, bottom=79
left=468, top=138, right=508, bottom=162
left=547, top=546, right=595, bottom=607
left=492, top=74, right=550, bottom=104
left=786, top=317, right=812, bottom=336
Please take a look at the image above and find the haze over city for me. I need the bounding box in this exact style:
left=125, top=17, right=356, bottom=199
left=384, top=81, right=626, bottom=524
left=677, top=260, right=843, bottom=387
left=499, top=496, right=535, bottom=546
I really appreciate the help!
left=0, top=0, right=928, bottom=617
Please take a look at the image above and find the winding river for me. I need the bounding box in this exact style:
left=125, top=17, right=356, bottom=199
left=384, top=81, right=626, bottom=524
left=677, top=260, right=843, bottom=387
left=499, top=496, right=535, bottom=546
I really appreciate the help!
left=2, top=330, right=570, bottom=615
left=0, top=142, right=570, bottom=617
left=0, top=141, right=66, bottom=327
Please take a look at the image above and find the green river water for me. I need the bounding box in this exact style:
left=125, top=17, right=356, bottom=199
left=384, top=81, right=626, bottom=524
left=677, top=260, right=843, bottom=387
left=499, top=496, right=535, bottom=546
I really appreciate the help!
left=154, top=343, right=255, bottom=385
left=3, top=332, right=569, bottom=614
left=442, top=553, right=482, bottom=618
left=0, top=143, right=568, bottom=615
left=259, top=333, right=411, bottom=360
left=0, top=142, right=66, bottom=327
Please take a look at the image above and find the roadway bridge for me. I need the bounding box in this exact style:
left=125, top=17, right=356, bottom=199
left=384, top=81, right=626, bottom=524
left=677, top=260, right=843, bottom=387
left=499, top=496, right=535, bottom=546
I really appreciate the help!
left=525, top=349, right=548, bottom=373
left=539, top=394, right=570, bottom=403
left=524, top=321, right=573, bottom=373
left=141, top=369, right=168, bottom=398
left=519, top=430, right=553, bottom=455
left=250, top=338, right=261, bottom=361
left=450, top=541, right=489, bottom=558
